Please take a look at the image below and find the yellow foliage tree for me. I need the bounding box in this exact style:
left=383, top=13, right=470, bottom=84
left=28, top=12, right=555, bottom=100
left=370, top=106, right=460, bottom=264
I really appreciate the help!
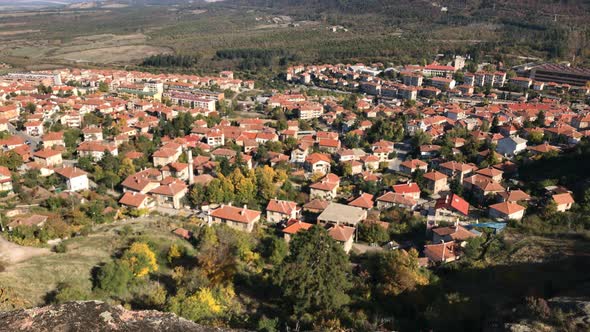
left=118, top=157, right=136, bottom=178
left=167, top=243, right=182, bottom=263
left=122, top=242, right=158, bottom=277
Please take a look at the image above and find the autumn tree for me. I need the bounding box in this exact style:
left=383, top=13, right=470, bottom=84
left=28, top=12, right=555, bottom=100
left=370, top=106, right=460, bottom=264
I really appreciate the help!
left=375, top=249, right=429, bottom=297
left=275, top=226, right=351, bottom=320
left=256, top=165, right=277, bottom=200
left=118, top=158, right=135, bottom=179
left=121, top=242, right=159, bottom=277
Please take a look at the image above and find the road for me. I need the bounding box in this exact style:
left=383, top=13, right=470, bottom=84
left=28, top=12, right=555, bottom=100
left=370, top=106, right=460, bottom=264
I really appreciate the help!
left=7, top=123, right=41, bottom=149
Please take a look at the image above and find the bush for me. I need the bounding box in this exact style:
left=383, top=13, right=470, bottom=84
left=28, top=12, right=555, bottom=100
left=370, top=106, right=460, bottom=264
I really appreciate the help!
left=96, top=261, right=133, bottom=296
left=53, top=242, right=67, bottom=253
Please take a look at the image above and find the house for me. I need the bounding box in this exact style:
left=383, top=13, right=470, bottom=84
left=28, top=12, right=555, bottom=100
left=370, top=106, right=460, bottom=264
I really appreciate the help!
left=161, top=162, right=190, bottom=181
left=302, top=199, right=330, bottom=214
left=463, top=175, right=504, bottom=200
left=438, top=161, right=475, bottom=183
left=121, top=169, right=162, bottom=194
left=309, top=173, right=340, bottom=200
left=423, top=171, right=448, bottom=195
left=432, top=224, right=478, bottom=244
left=208, top=204, right=261, bottom=233
left=475, top=167, right=503, bottom=182
left=328, top=224, right=356, bottom=254
left=42, top=131, right=64, bottom=148
left=32, top=149, right=63, bottom=167
left=420, top=145, right=441, bottom=158
left=290, top=145, right=309, bottom=164
left=317, top=202, right=367, bottom=227
left=119, top=191, right=154, bottom=210
left=496, top=136, right=527, bottom=157
left=7, top=214, right=48, bottom=231
left=149, top=178, right=188, bottom=209
left=206, top=129, right=225, bottom=147
left=348, top=193, right=374, bottom=210
left=527, top=143, right=559, bottom=156
left=82, top=127, right=103, bottom=141
left=498, top=190, right=531, bottom=203
left=552, top=193, right=574, bottom=212
left=399, top=159, right=428, bottom=175
left=24, top=121, right=44, bottom=137
left=423, top=241, right=459, bottom=265
left=77, top=141, right=118, bottom=160
left=376, top=192, right=417, bottom=210
left=266, top=199, right=300, bottom=223
left=153, top=146, right=182, bottom=167
left=55, top=167, right=89, bottom=192
left=305, top=153, right=331, bottom=175
left=172, top=227, right=193, bottom=240
left=432, top=194, right=469, bottom=224
left=489, top=202, right=525, bottom=221
left=0, top=166, right=12, bottom=192
left=282, top=220, right=313, bottom=242
left=392, top=182, right=421, bottom=200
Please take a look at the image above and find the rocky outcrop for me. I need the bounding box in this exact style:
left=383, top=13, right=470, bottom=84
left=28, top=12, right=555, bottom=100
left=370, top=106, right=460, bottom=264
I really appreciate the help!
left=0, top=301, right=239, bottom=332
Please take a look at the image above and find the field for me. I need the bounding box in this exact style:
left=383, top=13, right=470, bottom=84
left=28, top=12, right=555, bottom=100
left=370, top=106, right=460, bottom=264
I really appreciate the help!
left=0, top=0, right=586, bottom=72
left=0, top=215, right=195, bottom=310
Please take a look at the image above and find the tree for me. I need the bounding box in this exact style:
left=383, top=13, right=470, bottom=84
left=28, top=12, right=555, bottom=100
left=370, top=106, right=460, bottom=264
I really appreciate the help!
left=256, top=166, right=277, bottom=201
left=96, top=261, right=133, bottom=295
left=275, top=226, right=351, bottom=319
left=63, top=129, right=81, bottom=151
left=0, top=151, right=23, bottom=171
left=167, top=244, right=183, bottom=264
left=375, top=249, right=429, bottom=297
left=98, top=82, right=109, bottom=93
left=358, top=222, right=389, bottom=244
left=189, top=183, right=206, bottom=207
left=264, top=236, right=288, bottom=265
left=118, top=158, right=135, bottom=179
left=535, top=111, right=546, bottom=127
left=121, top=242, right=159, bottom=277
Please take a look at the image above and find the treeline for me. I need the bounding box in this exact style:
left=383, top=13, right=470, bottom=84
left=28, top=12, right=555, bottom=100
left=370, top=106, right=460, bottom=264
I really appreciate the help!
left=140, top=54, right=198, bottom=68
left=215, top=48, right=299, bottom=70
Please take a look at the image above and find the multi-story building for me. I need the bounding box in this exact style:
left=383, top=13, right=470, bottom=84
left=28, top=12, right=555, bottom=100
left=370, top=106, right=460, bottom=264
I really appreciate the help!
left=530, top=64, right=590, bottom=86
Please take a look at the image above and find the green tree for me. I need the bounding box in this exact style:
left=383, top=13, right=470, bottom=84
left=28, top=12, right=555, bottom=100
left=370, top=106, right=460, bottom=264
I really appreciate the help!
left=358, top=222, right=389, bottom=244
left=275, top=226, right=351, bottom=319
left=98, top=81, right=109, bottom=93
left=264, top=236, right=288, bottom=265
left=0, top=151, right=23, bottom=171
left=96, top=261, right=133, bottom=295
left=189, top=183, right=206, bottom=207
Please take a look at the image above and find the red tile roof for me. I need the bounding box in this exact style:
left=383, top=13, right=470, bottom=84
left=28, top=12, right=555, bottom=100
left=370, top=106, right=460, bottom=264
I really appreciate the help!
left=348, top=193, right=374, bottom=209
left=435, top=194, right=469, bottom=216
left=210, top=205, right=261, bottom=224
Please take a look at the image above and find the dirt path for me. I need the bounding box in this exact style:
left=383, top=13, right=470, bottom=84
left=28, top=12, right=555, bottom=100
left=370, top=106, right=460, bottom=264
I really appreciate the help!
left=0, top=236, right=50, bottom=265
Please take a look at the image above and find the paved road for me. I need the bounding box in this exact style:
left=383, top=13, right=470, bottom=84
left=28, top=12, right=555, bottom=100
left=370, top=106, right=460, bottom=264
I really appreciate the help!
left=7, top=123, right=41, bottom=149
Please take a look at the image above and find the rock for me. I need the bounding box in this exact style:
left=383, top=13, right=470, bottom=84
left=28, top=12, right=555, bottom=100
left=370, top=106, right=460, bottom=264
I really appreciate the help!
left=0, top=301, right=242, bottom=332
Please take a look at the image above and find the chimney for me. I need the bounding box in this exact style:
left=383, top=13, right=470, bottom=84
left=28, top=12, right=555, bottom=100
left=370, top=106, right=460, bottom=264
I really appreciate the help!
left=441, top=240, right=446, bottom=262
left=187, top=148, right=194, bottom=185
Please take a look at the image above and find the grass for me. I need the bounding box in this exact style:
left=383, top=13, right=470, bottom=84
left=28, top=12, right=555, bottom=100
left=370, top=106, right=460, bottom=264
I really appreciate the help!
left=0, top=216, right=195, bottom=310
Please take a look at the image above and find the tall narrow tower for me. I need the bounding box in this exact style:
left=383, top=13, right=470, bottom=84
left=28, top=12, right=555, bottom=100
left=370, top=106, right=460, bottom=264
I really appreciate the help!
left=187, top=148, right=194, bottom=185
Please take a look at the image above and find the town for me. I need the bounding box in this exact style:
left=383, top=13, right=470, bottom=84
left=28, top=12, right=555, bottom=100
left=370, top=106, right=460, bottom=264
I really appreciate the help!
left=0, top=57, right=589, bottom=330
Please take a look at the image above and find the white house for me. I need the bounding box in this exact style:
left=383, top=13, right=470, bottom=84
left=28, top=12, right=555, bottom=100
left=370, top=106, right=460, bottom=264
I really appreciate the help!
left=496, top=136, right=527, bottom=157
left=55, top=167, right=90, bottom=192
